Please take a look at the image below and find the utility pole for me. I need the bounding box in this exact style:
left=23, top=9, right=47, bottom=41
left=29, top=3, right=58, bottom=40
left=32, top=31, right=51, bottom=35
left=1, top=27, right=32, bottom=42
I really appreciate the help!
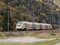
left=6, top=0, right=9, bottom=31
left=50, top=14, right=53, bottom=29
left=58, top=18, right=60, bottom=29
left=58, top=14, right=60, bottom=29
left=32, top=9, right=34, bottom=30
left=8, top=10, right=9, bottom=31
left=5, top=0, right=10, bottom=31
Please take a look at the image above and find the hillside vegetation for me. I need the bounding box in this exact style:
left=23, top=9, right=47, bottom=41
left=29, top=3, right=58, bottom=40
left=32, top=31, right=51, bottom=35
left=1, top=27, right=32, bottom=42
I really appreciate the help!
left=0, top=0, right=60, bottom=31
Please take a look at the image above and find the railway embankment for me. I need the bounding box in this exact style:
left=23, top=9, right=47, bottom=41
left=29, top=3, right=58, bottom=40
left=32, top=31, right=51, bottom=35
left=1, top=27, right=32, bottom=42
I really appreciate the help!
left=0, top=30, right=60, bottom=39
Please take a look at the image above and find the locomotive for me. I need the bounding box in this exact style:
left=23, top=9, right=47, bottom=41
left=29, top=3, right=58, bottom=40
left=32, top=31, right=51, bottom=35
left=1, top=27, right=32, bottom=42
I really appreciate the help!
left=16, top=21, right=52, bottom=30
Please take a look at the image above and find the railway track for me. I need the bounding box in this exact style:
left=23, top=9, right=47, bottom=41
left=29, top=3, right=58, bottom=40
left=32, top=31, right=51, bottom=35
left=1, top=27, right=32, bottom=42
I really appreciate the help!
left=0, top=29, right=60, bottom=33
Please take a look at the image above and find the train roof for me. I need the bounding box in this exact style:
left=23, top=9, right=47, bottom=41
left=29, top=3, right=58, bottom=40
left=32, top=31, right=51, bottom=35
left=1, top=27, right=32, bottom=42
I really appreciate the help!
left=17, top=21, right=51, bottom=25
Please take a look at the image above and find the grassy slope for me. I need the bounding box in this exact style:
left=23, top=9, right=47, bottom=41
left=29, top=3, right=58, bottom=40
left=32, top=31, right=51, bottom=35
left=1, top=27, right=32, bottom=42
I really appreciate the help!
left=0, top=31, right=60, bottom=39
left=0, top=40, right=60, bottom=45
left=29, top=40, right=60, bottom=45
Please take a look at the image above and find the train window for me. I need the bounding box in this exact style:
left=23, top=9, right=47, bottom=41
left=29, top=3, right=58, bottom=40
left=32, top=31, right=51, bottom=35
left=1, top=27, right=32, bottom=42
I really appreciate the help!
left=17, top=21, right=22, bottom=26
left=17, top=24, right=21, bottom=27
left=18, top=21, right=22, bottom=24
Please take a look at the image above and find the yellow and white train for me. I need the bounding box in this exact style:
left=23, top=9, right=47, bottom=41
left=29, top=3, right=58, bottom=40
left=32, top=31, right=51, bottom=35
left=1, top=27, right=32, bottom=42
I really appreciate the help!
left=16, top=21, right=52, bottom=30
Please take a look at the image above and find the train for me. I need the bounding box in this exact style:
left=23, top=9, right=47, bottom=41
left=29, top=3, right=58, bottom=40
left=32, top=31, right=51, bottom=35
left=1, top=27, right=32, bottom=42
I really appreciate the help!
left=16, top=21, right=52, bottom=30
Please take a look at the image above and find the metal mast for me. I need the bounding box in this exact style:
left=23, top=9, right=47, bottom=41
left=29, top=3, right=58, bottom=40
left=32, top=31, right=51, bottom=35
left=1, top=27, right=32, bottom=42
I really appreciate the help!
left=8, top=10, right=9, bottom=31
left=32, top=9, right=34, bottom=30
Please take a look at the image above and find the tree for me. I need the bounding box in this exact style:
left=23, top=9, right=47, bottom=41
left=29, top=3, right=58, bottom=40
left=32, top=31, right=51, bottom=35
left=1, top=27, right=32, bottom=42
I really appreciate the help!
left=3, top=11, right=8, bottom=31
left=0, top=15, right=3, bottom=31
left=2, top=11, right=15, bottom=31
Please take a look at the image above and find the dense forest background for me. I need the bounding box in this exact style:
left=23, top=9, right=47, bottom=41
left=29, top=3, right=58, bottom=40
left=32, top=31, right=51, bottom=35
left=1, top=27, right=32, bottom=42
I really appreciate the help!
left=0, top=0, right=60, bottom=31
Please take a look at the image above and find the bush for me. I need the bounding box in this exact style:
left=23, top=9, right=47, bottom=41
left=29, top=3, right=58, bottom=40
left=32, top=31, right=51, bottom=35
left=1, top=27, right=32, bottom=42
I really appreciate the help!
left=50, top=32, right=56, bottom=36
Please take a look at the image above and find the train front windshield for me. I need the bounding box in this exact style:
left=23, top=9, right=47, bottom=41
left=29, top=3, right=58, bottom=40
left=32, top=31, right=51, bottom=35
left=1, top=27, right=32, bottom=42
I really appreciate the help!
left=17, top=21, right=22, bottom=27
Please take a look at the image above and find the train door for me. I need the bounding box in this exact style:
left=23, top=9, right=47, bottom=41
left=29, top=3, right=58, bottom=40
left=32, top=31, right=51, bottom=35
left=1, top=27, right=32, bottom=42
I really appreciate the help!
left=39, top=25, right=42, bottom=30
left=32, top=23, right=35, bottom=30
left=46, top=25, right=48, bottom=30
left=24, top=23, right=27, bottom=30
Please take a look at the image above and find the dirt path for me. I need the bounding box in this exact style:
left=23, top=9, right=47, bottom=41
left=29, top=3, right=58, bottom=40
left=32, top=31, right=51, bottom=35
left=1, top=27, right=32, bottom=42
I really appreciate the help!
left=0, top=36, right=57, bottom=43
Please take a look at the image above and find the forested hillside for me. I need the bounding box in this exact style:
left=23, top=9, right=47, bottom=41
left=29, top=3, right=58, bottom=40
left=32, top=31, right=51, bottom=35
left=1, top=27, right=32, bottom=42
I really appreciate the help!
left=54, top=0, right=60, bottom=7
left=0, top=0, right=60, bottom=31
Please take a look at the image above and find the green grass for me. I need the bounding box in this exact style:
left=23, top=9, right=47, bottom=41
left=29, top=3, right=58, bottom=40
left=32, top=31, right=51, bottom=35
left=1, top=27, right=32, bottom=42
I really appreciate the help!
left=0, top=40, right=60, bottom=45
left=30, top=40, right=60, bottom=45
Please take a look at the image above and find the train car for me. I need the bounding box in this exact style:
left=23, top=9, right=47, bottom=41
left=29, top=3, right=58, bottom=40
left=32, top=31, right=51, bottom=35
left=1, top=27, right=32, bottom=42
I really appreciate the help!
left=16, top=21, right=52, bottom=30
